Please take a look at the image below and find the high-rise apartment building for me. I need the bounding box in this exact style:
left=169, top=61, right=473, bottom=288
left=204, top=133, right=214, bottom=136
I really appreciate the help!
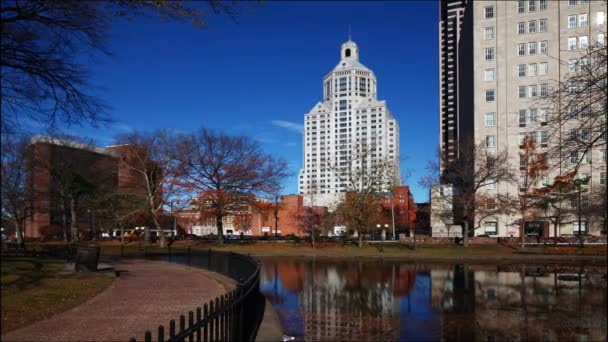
left=298, top=40, right=400, bottom=208
left=438, top=0, right=607, bottom=237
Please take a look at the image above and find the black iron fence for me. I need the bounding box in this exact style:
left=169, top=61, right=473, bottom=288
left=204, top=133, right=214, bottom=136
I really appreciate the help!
left=105, top=246, right=265, bottom=342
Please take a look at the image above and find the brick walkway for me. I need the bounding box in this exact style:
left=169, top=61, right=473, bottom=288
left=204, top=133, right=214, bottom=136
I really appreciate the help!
left=2, top=259, right=234, bottom=341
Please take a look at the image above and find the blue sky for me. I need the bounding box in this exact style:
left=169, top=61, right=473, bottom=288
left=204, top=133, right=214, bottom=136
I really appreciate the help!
left=66, top=1, right=439, bottom=202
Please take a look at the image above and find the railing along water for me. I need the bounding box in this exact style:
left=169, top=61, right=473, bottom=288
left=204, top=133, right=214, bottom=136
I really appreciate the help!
left=111, top=246, right=265, bottom=342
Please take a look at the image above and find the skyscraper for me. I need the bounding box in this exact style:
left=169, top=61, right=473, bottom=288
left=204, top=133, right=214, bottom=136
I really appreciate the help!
left=298, top=40, right=400, bottom=208
left=438, top=0, right=607, bottom=237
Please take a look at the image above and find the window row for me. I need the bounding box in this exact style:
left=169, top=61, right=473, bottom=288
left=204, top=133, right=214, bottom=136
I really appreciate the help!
left=568, top=14, right=588, bottom=28
left=517, top=0, right=547, bottom=13
left=518, top=108, right=549, bottom=126
left=518, top=84, right=549, bottom=98
left=518, top=130, right=549, bottom=146
left=568, top=36, right=588, bottom=50
left=517, top=41, right=547, bottom=56
left=517, top=19, right=547, bottom=34
left=518, top=62, right=548, bottom=77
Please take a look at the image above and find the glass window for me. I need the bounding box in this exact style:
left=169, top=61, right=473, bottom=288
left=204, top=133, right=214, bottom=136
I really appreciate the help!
left=485, top=68, right=495, bottom=81
left=529, top=108, right=538, bottom=122
left=485, top=6, right=494, bottom=19
left=539, top=62, right=548, bottom=76
left=579, top=14, right=588, bottom=27
left=539, top=19, right=547, bottom=32
left=539, top=41, right=547, bottom=53
left=518, top=22, right=526, bottom=35
left=485, top=48, right=495, bottom=61
left=541, top=131, right=548, bottom=144
left=528, top=63, right=537, bottom=76
left=529, top=131, right=538, bottom=144
left=518, top=0, right=525, bottom=13
left=485, top=27, right=495, bottom=40
left=517, top=43, right=526, bottom=56
left=579, top=0, right=587, bottom=3
left=485, top=89, right=495, bottom=102
left=569, top=58, right=578, bottom=72
left=519, top=132, right=526, bottom=145
left=528, top=20, right=536, bottom=33
left=485, top=112, right=496, bottom=127
left=518, top=64, right=526, bottom=77
left=528, top=42, right=537, bottom=54
left=568, top=0, right=576, bottom=5
left=599, top=34, right=605, bottom=46
left=519, top=110, right=527, bottom=125
left=579, top=35, right=588, bottom=49
left=540, top=108, right=548, bottom=122
left=568, top=37, right=577, bottom=50
left=518, top=86, right=526, bottom=98
left=529, top=85, right=537, bottom=97
left=540, top=83, right=548, bottom=97
left=570, top=152, right=578, bottom=164
left=568, top=15, right=577, bottom=28
left=540, top=0, right=547, bottom=10
left=486, top=135, right=496, bottom=148
left=485, top=222, right=498, bottom=235
left=528, top=0, right=536, bottom=11
left=573, top=222, right=587, bottom=236
left=598, top=12, right=605, bottom=25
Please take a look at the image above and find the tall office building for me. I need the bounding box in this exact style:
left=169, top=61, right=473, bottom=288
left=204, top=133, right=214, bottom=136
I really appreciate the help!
left=438, top=0, right=607, bottom=236
left=298, top=40, right=400, bottom=208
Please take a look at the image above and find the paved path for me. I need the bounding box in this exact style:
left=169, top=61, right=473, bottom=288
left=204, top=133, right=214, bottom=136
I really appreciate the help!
left=2, top=259, right=234, bottom=341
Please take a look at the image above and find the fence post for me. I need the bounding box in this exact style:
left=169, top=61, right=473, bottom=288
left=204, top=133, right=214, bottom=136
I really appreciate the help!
left=237, top=286, right=244, bottom=341
left=188, top=311, right=194, bottom=342
left=144, top=331, right=152, bottom=342
left=209, top=300, right=214, bottom=341
left=158, top=325, right=164, bottom=342
left=196, top=306, right=202, bottom=342
left=180, top=314, right=185, bottom=337
left=169, top=319, right=175, bottom=339
left=214, top=297, right=220, bottom=341
left=203, top=303, right=209, bottom=342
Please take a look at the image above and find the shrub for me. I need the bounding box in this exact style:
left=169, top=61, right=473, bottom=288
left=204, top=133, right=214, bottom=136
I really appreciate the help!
left=38, top=224, right=63, bottom=241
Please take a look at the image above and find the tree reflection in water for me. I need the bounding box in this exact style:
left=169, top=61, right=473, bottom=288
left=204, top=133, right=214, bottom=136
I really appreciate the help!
left=259, top=258, right=607, bottom=341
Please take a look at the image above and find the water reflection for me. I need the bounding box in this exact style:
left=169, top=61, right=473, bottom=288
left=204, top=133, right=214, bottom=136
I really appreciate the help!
left=259, top=259, right=607, bottom=341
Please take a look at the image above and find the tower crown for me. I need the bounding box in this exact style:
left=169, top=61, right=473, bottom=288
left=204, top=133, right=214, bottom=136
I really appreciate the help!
left=341, top=40, right=359, bottom=61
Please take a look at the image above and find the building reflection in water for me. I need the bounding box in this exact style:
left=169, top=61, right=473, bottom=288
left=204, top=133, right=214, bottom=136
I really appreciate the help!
left=260, top=258, right=607, bottom=341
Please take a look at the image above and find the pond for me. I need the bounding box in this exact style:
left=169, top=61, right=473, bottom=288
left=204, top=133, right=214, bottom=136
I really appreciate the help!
left=259, top=258, right=607, bottom=341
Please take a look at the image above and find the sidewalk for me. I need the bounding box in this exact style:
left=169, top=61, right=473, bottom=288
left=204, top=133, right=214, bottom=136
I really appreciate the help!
left=2, top=259, right=234, bottom=341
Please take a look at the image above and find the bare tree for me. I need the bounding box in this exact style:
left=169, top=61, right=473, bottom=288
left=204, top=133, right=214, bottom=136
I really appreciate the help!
left=0, top=134, right=32, bottom=245
left=175, top=128, right=288, bottom=245
left=327, top=142, right=401, bottom=248
left=1, top=0, right=253, bottom=133
left=542, top=42, right=607, bottom=168
left=423, top=143, right=517, bottom=247
left=114, top=130, right=185, bottom=248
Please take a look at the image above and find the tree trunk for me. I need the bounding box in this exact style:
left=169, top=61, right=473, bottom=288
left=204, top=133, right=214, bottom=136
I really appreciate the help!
left=553, top=221, right=559, bottom=246
left=520, top=221, right=525, bottom=249
left=216, top=214, right=224, bottom=245
left=14, top=220, right=24, bottom=246
left=144, top=227, right=150, bottom=243
left=153, top=217, right=166, bottom=248
left=120, top=225, right=125, bottom=245
left=61, top=200, right=68, bottom=244
left=412, top=226, right=417, bottom=250
left=70, top=196, right=79, bottom=243
left=311, top=227, right=315, bottom=248
left=463, top=221, right=469, bottom=248
left=358, top=232, right=363, bottom=248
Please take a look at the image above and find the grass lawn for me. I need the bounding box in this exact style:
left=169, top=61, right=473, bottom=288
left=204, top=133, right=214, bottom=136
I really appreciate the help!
left=1, top=258, right=114, bottom=334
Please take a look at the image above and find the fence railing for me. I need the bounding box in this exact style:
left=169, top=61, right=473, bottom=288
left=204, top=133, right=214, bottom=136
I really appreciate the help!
left=106, top=246, right=265, bottom=342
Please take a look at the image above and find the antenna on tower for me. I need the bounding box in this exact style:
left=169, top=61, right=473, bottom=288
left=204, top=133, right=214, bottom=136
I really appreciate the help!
left=348, top=24, right=352, bottom=41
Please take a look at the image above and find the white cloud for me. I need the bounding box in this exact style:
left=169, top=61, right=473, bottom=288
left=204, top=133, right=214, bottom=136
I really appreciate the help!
left=270, top=120, right=303, bottom=134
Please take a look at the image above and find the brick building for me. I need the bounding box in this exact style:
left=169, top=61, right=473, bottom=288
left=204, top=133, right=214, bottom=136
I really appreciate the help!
left=24, top=136, right=150, bottom=239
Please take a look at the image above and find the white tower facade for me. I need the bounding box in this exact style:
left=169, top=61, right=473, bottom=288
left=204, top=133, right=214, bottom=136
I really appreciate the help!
left=298, top=40, right=400, bottom=208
